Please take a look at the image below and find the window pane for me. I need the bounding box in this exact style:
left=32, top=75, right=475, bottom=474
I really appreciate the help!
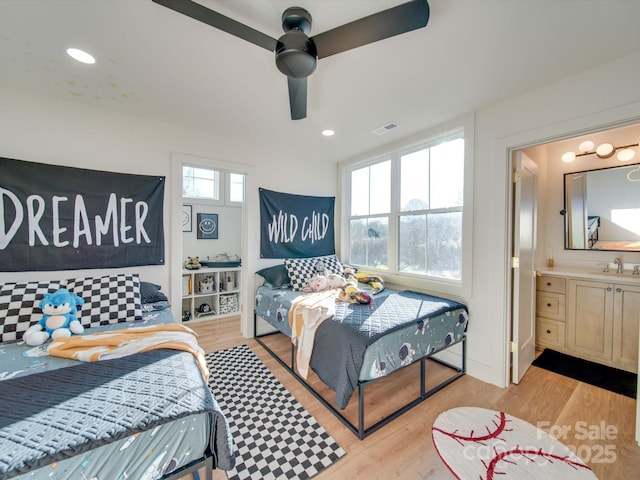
left=430, top=139, right=464, bottom=208
left=182, top=166, right=219, bottom=199
left=426, top=211, right=462, bottom=279
left=350, top=217, right=389, bottom=269
left=350, top=218, right=367, bottom=265
left=399, top=214, right=427, bottom=273
left=229, top=173, right=244, bottom=202
left=351, top=168, right=369, bottom=216
left=400, top=149, right=429, bottom=211
left=369, top=161, right=390, bottom=214
left=350, top=160, right=390, bottom=216
left=366, top=217, right=388, bottom=269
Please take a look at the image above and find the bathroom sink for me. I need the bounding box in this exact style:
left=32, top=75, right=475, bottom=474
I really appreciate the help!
left=587, top=270, right=640, bottom=279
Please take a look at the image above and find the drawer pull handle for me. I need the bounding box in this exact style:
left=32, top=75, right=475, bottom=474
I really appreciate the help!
left=547, top=303, right=552, bottom=307
left=607, top=287, right=612, bottom=291
left=546, top=329, right=551, bottom=334
left=546, top=282, right=552, bottom=286
left=616, top=288, right=622, bottom=293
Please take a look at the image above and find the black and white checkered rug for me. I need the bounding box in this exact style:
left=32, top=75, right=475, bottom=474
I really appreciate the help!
left=206, top=345, right=346, bottom=480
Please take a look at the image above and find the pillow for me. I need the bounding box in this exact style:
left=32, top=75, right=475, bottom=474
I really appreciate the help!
left=0, top=281, right=65, bottom=342
left=66, top=274, right=142, bottom=328
left=142, top=300, right=171, bottom=312
left=284, top=255, right=344, bottom=291
left=256, top=264, right=290, bottom=288
left=140, top=281, right=169, bottom=304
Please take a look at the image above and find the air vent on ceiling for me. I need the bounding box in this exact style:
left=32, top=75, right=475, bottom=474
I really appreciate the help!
left=372, top=121, right=399, bottom=135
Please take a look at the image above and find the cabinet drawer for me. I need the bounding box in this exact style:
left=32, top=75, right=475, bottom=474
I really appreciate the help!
left=537, top=275, right=566, bottom=294
left=536, top=318, right=566, bottom=349
left=536, top=292, right=566, bottom=321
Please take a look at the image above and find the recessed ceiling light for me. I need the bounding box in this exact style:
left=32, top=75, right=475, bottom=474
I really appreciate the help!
left=67, top=48, right=96, bottom=64
left=322, top=129, right=335, bottom=137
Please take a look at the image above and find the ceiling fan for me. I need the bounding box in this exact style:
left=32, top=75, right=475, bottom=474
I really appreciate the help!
left=152, top=0, right=430, bottom=120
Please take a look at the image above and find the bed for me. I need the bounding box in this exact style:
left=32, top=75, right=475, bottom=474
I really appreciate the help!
left=254, top=256, right=468, bottom=439
left=0, top=274, right=235, bottom=480
left=587, top=215, right=600, bottom=248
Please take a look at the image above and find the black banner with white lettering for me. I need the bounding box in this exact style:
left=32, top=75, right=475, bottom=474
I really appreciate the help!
left=259, top=188, right=335, bottom=258
left=0, top=157, right=165, bottom=271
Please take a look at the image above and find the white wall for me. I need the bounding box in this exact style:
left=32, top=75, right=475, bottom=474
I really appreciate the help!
left=182, top=203, right=242, bottom=262
left=2, top=50, right=640, bottom=390
left=472, top=51, right=640, bottom=386
left=0, top=89, right=338, bottom=335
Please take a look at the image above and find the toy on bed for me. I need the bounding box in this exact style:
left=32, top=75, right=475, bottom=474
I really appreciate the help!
left=303, top=272, right=346, bottom=292
left=23, top=288, right=85, bottom=346
left=336, top=267, right=384, bottom=305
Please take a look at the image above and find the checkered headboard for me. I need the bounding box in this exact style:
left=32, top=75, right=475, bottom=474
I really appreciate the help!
left=284, top=255, right=344, bottom=291
left=66, top=274, right=142, bottom=328
left=0, top=281, right=65, bottom=342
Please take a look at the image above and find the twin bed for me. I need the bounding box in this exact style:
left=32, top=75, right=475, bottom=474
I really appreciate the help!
left=253, top=256, right=469, bottom=439
left=0, top=274, right=235, bottom=480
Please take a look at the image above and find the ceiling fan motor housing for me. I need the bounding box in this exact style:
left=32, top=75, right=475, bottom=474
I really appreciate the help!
left=275, top=30, right=317, bottom=78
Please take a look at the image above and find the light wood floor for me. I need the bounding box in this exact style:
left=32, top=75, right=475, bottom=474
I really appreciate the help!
left=186, top=316, right=640, bottom=479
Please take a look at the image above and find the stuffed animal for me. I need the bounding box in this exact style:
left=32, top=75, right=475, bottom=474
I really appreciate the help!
left=356, top=273, right=385, bottom=294
left=343, top=267, right=359, bottom=296
left=23, top=288, right=85, bottom=346
left=184, top=256, right=201, bottom=270
left=303, top=273, right=346, bottom=292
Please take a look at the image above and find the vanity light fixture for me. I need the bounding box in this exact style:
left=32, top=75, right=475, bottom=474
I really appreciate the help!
left=561, top=140, right=639, bottom=163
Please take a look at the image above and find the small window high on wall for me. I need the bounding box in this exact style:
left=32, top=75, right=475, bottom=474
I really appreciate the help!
left=183, top=165, right=220, bottom=200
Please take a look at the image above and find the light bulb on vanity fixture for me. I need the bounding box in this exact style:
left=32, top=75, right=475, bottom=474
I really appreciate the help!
left=561, top=140, right=639, bottom=163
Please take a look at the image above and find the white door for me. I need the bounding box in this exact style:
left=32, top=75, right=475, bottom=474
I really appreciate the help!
left=511, top=151, right=538, bottom=383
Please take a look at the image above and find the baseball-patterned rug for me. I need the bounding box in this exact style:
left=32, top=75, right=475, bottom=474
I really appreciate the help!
left=432, top=407, right=598, bottom=479
left=206, top=345, right=345, bottom=480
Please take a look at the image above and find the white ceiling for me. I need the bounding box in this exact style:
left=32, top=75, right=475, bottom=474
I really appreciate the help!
left=2, top=0, right=640, bottom=164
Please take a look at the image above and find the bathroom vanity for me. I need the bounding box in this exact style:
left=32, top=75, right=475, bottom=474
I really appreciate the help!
left=536, top=267, right=640, bottom=373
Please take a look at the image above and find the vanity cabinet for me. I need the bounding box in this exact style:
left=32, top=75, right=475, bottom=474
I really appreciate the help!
left=535, top=275, right=566, bottom=349
left=536, top=273, right=639, bottom=373
left=566, top=279, right=613, bottom=363
left=565, top=278, right=639, bottom=373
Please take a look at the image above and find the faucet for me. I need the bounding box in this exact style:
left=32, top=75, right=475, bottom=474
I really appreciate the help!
left=614, top=258, right=624, bottom=274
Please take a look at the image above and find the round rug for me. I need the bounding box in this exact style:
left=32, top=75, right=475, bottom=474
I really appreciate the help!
left=431, top=407, right=598, bottom=479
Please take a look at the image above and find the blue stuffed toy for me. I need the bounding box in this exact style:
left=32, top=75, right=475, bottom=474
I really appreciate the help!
left=24, top=288, right=85, bottom=346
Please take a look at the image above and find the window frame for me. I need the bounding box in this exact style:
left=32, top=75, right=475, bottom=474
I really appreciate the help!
left=339, top=115, right=474, bottom=298
left=182, top=164, right=244, bottom=207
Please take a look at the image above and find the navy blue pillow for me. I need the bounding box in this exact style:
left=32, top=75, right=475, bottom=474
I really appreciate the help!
left=140, top=282, right=168, bottom=304
left=256, top=264, right=291, bottom=288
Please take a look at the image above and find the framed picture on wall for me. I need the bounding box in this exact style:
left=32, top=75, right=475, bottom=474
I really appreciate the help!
left=197, top=213, right=218, bottom=239
left=182, top=205, right=192, bottom=232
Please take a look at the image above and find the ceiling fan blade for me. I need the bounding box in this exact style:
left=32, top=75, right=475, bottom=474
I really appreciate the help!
left=287, top=77, right=307, bottom=120
left=312, top=0, right=430, bottom=59
left=152, top=0, right=277, bottom=52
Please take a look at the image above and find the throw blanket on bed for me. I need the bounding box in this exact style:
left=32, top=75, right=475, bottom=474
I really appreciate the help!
left=47, top=323, right=210, bottom=381
left=0, top=350, right=235, bottom=478
left=289, top=289, right=338, bottom=379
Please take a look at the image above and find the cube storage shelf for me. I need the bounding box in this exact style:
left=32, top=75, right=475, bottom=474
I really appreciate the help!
left=181, top=267, right=241, bottom=323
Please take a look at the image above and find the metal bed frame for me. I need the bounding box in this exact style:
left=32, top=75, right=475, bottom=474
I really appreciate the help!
left=164, top=449, right=213, bottom=480
left=254, top=311, right=466, bottom=440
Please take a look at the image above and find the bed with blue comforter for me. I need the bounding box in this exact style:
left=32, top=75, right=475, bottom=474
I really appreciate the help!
left=254, top=268, right=468, bottom=439
left=0, top=276, right=235, bottom=480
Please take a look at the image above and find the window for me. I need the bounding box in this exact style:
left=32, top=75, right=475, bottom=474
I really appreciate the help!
left=183, top=166, right=219, bottom=200
left=182, top=166, right=244, bottom=205
left=398, top=138, right=464, bottom=279
left=343, top=122, right=471, bottom=292
left=228, top=173, right=245, bottom=204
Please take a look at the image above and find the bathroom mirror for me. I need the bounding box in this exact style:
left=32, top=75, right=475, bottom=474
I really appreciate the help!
left=564, top=163, right=640, bottom=251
